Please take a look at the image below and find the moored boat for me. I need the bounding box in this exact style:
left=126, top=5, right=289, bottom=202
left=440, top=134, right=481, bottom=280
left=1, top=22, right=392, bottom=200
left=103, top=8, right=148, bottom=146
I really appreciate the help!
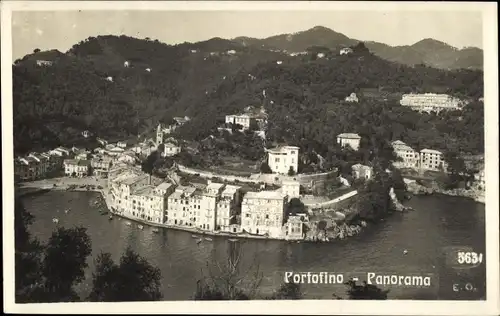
left=125, top=222, right=132, bottom=226
left=228, top=238, right=238, bottom=242
left=191, top=234, right=199, bottom=238
left=196, top=239, right=203, bottom=244
left=204, top=237, right=213, bottom=241
left=152, top=228, right=160, bottom=233
left=138, top=225, right=144, bottom=229
left=52, top=218, right=59, bottom=224
left=108, top=215, right=113, bottom=221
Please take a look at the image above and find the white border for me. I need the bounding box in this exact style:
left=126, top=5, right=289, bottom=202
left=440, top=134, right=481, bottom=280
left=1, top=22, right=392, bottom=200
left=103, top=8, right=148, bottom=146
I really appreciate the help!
left=2, top=2, right=498, bottom=315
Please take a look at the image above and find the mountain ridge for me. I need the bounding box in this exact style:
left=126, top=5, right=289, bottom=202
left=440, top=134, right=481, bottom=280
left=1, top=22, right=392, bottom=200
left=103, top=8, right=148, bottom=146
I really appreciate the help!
left=231, top=26, right=483, bottom=70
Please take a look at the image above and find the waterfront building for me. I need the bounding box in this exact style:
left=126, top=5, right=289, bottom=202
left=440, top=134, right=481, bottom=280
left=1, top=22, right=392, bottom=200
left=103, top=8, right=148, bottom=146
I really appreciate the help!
left=14, top=158, right=32, bottom=181
left=337, top=133, right=362, bottom=151
left=166, top=186, right=197, bottom=227
left=129, top=182, right=175, bottom=224
left=163, top=142, right=181, bottom=157
left=281, top=179, right=301, bottom=198
left=216, top=184, right=242, bottom=232
left=91, top=156, right=113, bottom=177
left=391, top=140, right=420, bottom=169
left=241, top=190, right=288, bottom=238
left=419, top=149, right=446, bottom=171
left=345, top=93, right=358, bottom=103
left=474, top=168, right=485, bottom=191
left=267, top=146, right=299, bottom=175
left=399, top=93, right=462, bottom=113
left=28, top=153, right=50, bottom=176
left=63, top=159, right=90, bottom=177
left=352, top=164, right=373, bottom=180
left=284, top=214, right=307, bottom=240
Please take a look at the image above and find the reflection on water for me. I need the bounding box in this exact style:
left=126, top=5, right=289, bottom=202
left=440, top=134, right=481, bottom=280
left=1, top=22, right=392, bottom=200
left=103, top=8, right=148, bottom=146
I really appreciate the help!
left=22, top=191, right=485, bottom=300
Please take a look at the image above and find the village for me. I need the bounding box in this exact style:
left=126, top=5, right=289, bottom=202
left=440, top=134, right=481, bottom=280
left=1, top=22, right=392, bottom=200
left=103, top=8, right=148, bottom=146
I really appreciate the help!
left=14, top=89, right=485, bottom=242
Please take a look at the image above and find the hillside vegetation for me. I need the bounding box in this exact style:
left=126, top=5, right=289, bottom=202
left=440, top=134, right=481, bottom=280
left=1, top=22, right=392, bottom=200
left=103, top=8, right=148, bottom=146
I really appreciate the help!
left=13, top=36, right=483, bottom=158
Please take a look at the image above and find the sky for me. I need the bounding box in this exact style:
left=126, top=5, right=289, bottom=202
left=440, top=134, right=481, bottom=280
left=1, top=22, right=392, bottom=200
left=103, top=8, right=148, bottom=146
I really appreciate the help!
left=11, top=10, right=483, bottom=60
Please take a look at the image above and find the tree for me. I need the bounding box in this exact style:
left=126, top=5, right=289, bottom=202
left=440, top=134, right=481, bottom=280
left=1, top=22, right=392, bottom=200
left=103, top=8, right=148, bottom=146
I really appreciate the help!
left=194, top=242, right=262, bottom=300
left=33, top=48, right=41, bottom=53
left=39, top=227, right=92, bottom=302
left=15, top=199, right=43, bottom=303
left=267, top=282, right=303, bottom=299
left=88, top=248, right=163, bottom=302
left=287, top=166, right=296, bottom=176
left=344, top=280, right=389, bottom=299
left=259, top=162, right=273, bottom=174
left=286, top=198, right=306, bottom=217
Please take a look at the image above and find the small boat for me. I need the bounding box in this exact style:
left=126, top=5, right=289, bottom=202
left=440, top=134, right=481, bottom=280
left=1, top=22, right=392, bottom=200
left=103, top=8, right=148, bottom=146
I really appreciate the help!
left=191, top=234, right=200, bottom=238
left=108, top=215, right=113, bottom=221
left=52, top=218, right=59, bottom=224
left=125, top=222, right=132, bottom=226
left=204, top=237, right=213, bottom=241
left=152, top=228, right=159, bottom=233
left=403, top=249, right=408, bottom=255
left=196, top=239, right=203, bottom=244
left=138, top=225, right=144, bottom=230
left=228, top=238, right=238, bottom=242
left=64, top=209, right=70, bottom=214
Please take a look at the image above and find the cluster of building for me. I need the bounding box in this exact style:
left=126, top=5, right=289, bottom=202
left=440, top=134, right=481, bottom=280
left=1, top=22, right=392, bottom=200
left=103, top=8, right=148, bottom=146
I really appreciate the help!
left=14, top=147, right=68, bottom=181
left=391, top=140, right=447, bottom=171
left=224, top=106, right=268, bottom=131
left=107, top=165, right=306, bottom=239
left=399, top=93, right=463, bottom=113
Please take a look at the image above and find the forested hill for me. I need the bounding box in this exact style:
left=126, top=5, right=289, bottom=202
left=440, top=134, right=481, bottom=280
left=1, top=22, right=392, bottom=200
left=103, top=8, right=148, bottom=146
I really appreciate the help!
left=13, top=35, right=484, bottom=156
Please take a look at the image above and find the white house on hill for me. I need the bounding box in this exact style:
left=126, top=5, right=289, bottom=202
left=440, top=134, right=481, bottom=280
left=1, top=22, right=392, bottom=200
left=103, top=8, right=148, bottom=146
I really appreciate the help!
left=267, top=146, right=299, bottom=174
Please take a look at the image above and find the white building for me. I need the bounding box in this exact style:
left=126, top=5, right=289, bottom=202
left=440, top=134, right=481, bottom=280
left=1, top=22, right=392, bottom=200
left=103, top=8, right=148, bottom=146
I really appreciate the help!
left=63, top=159, right=90, bottom=177
left=337, top=133, right=362, bottom=151
left=36, top=60, right=53, bottom=67
left=216, top=184, right=242, bottom=232
left=124, top=61, right=130, bottom=67
left=49, top=147, right=71, bottom=157
left=163, top=142, right=181, bottom=157
left=225, top=114, right=257, bottom=130
left=317, top=53, right=325, bottom=58
left=474, top=168, right=485, bottom=191
left=340, top=47, right=353, bottom=55
left=129, top=182, right=175, bottom=224
left=419, top=149, right=446, bottom=171
left=167, top=186, right=197, bottom=227
left=117, top=141, right=127, bottom=148
left=241, top=190, right=287, bottom=238
left=400, top=93, right=462, bottom=113
left=281, top=180, right=300, bottom=198
left=391, top=140, right=420, bottom=169
left=352, top=164, right=373, bottom=180
left=82, top=130, right=92, bottom=138
left=267, top=146, right=299, bottom=175
left=284, top=214, right=307, bottom=240
left=345, top=93, right=359, bottom=103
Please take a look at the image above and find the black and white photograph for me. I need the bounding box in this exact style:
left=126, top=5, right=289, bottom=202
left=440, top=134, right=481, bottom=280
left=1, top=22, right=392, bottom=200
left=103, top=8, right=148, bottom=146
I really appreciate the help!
left=3, top=1, right=499, bottom=314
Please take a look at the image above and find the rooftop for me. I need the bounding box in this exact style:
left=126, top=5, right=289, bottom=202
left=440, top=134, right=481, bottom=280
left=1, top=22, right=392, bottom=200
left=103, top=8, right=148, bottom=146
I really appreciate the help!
left=337, top=133, right=361, bottom=139
left=156, top=182, right=174, bottom=191
left=352, top=163, right=371, bottom=169
left=421, top=148, right=443, bottom=155
left=222, top=184, right=241, bottom=196
left=133, top=185, right=154, bottom=196
left=206, top=182, right=225, bottom=191
left=243, top=190, right=285, bottom=200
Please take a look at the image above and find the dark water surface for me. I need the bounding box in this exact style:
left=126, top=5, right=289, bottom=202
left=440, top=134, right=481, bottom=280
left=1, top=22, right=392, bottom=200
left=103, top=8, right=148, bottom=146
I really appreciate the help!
left=22, top=191, right=486, bottom=300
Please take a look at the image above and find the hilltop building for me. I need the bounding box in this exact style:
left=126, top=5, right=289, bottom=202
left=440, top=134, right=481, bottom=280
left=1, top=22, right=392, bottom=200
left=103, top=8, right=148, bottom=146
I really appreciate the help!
left=36, top=60, right=53, bottom=67
left=400, top=93, right=462, bottom=113
left=391, top=140, right=420, bottom=169
left=340, top=47, right=353, bottom=55
left=345, top=92, right=359, bottom=103
left=337, top=133, right=362, bottom=151
left=419, top=149, right=446, bottom=171
left=267, top=146, right=299, bottom=175
left=351, top=164, right=373, bottom=180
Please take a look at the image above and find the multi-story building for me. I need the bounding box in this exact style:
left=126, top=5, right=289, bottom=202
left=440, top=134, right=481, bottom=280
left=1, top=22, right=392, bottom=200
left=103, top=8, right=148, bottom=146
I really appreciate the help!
left=345, top=92, right=359, bottom=103
left=241, top=190, right=288, bottom=238
left=14, top=158, right=32, bottom=181
left=63, top=159, right=91, bottom=177
left=166, top=186, right=197, bottom=227
left=225, top=114, right=258, bottom=130
left=284, top=214, right=307, bottom=240
left=474, top=168, right=485, bottom=191
left=49, top=147, right=71, bottom=157
left=281, top=180, right=300, bottom=198
left=400, top=93, right=462, bottom=113
left=351, top=164, right=373, bottom=180
left=91, top=156, right=113, bottom=177
left=337, top=133, right=362, bottom=151
left=28, top=153, right=49, bottom=176
left=267, top=146, right=299, bottom=175
left=391, top=140, right=420, bottom=169
left=216, top=184, right=242, bottom=232
left=129, top=182, right=175, bottom=224
left=419, top=149, right=446, bottom=171
left=163, top=142, right=181, bottom=157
